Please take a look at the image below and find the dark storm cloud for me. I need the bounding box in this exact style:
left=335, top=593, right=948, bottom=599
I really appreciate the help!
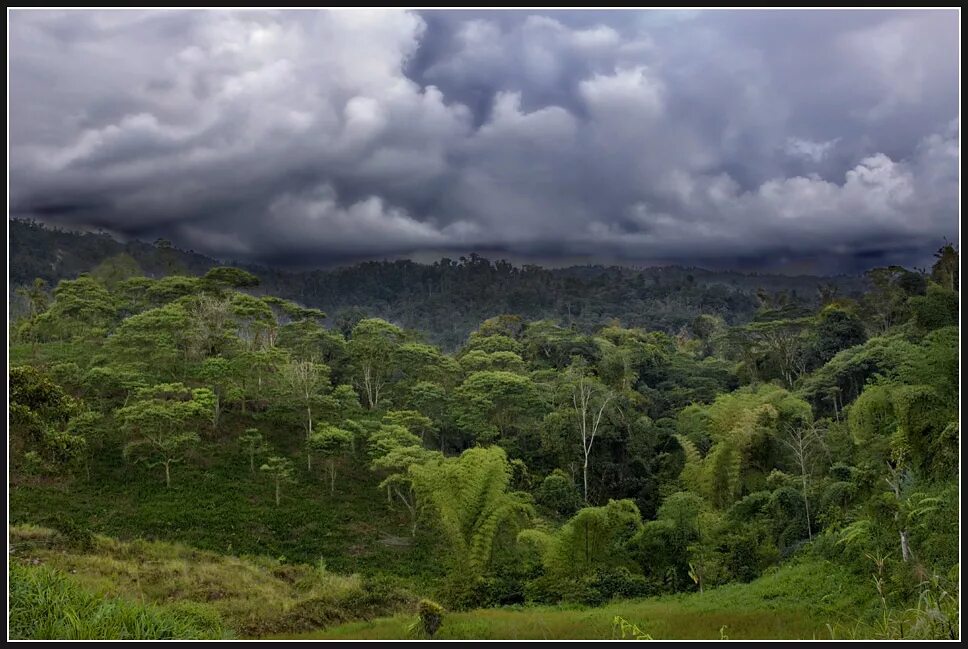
left=8, top=9, right=959, bottom=272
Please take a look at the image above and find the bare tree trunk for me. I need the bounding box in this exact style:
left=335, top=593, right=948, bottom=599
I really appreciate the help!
left=899, top=530, right=912, bottom=562
left=886, top=462, right=912, bottom=562
left=164, top=462, right=171, bottom=489
left=802, top=472, right=812, bottom=540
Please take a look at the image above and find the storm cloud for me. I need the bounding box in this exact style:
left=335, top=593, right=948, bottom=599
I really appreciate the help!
left=8, top=9, right=960, bottom=272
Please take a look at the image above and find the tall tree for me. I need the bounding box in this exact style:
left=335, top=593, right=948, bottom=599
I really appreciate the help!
left=781, top=422, right=828, bottom=540
left=308, top=425, right=354, bottom=495
left=279, top=359, right=331, bottom=468
left=347, top=318, right=406, bottom=410
left=565, top=360, right=614, bottom=503
left=239, top=428, right=267, bottom=474
left=260, top=456, right=296, bottom=506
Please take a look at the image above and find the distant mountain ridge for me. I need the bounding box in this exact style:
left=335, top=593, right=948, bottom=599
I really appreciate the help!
left=9, top=219, right=867, bottom=349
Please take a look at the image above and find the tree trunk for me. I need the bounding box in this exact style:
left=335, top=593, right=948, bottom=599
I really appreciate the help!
left=275, top=480, right=281, bottom=506
left=802, top=473, right=812, bottom=540
left=249, top=451, right=255, bottom=474
left=328, top=459, right=336, bottom=496
left=164, top=462, right=171, bottom=488
left=899, top=530, right=912, bottom=562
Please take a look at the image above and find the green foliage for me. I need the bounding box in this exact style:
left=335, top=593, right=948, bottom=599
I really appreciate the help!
left=410, top=447, right=533, bottom=590
left=6, top=232, right=959, bottom=639
left=117, top=383, right=214, bottom=487
left=908, top=284, right=958, bottom=332
left=408, top=598, right=445, bottom=638
left=261, top=456, right=297, bottom=506
left=537, top=499, right=643, bottom=579
left=309, top=425, right=354, bottom=495
left=202, top=266, right=261, bottom=290
left=534, top=469, right=583, bottom=517
left=239, top=428, right=267, bottom=474
left=34, top=275, right=118, bottom=341
left=348, top=318, right=407, bottom=410
left=454, top=371, right=542, bottom=448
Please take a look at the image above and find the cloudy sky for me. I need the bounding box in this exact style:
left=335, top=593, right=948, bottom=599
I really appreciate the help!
left=8, top=9, right=960, bottom=273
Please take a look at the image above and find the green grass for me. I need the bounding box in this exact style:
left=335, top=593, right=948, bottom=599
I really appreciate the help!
left=9, top=524, right=414, bottom=637
left=276, top=559, right=881, bottom=640
left=9, top=560, right=227, bottom=639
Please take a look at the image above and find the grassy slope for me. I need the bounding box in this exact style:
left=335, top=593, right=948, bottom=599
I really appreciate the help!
left=9, top=525, right=413, bottom=637
left=278, top=559, right=879, bottom=640
left=10, top=561, right=226, bottom=640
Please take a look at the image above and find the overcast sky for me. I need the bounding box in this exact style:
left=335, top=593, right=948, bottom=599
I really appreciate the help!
left=8, top=9, right=960, bottom=274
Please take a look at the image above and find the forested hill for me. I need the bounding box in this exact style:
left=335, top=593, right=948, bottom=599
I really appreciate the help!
left=10, top=219, right=866, bottom=349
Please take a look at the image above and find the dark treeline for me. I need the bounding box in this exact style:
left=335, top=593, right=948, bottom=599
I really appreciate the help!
left=10, top=219, right=867, bottom=350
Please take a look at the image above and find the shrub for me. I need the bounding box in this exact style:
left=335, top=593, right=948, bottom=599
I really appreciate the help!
left=409, top=598, right=444, bottom=639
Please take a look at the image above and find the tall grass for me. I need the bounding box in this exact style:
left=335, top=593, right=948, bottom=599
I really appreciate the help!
left=9, top=561, right=226, bottom=639
left=9, top=524, right=414, bottom=637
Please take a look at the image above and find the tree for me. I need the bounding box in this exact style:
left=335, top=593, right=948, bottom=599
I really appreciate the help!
left=13, top=278, right=49, bottom=354
left=202, top=266, right=260, bottom=291
left=278, top=359, right=331, bottom=468
left=454, top=371, right=542, bottom=448
left=10, top=365, right=80, bottom=459
left=565, top=360, right=615, bottom=503
left=536, top=499, right=643, bottom=578
left=239, top=428, right=267, bottom=474
left=109, top=302, right=193, bottom=379
left=15, top=278, right=49, bottom=319
left=90, top=253, right=143, bottom=290
left=909, top=284, right=958, bottom=332
left=308, top=425, right=354, bottom=495
left=534, top=469, right=583, bottom=517
left=383, top=410, right=437, bottom=444
left=407, top=381, right=452, bottom=451
left=196, top=357, right=241, bottom=431
left=780, top=422, right=828, bottom=540
left=116, top=383, right=214, bottom=488
left=369, top=424, right=441, bottom=536
left=33, top=275, right=117, bottom=341
left=229, top=293, right=276, bottom=352
left=930, top=243, right=958, bottom=292
left=348, top=318, right=406, bottom=410
left=687, top=509, right=724, bottom=594
left=261, top=456, right=296, bottom=506
left=810, top=307, right=867, bottom=367
left=410, top=446, right=533, bottom=580
left=186, top=294, right=234, bottom=359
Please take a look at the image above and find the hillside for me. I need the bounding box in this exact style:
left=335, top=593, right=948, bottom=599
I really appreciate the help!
left=7, top=233, right=959, bottom=640
left=9, top=219, right=867, bottom=349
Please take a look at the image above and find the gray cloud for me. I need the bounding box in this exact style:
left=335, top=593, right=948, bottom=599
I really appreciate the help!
left=9, top=9, right=959, bottom=273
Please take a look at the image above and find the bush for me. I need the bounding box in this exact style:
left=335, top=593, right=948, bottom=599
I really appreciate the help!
left=409, top=598, right=444, bottom=639
left=592, top=567, right=653, bottom=601
left=535, top=470, right=583, bottom=517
